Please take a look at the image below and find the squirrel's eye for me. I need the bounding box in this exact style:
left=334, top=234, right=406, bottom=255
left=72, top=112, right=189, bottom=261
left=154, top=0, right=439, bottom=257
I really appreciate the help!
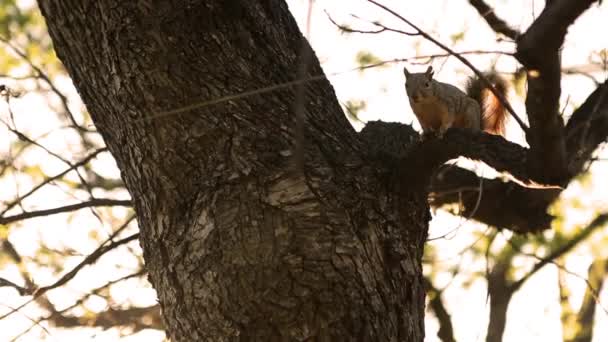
left=425, top=82, right=431, bottom=87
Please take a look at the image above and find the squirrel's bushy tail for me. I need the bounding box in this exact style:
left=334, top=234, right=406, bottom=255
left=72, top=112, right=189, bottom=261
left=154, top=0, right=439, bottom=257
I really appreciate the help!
left=466, top=73, right=508, bottom=136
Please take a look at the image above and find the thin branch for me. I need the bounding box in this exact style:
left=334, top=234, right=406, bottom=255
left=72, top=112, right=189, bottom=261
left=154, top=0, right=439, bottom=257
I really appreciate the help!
left=0, top=231, right=139, bottom=322
left=0, top=35, right=94, bottom=132
left=0, top=120, right=96, bottom=198
left=511, top=213, right=608, bottom=290
left=0, top=198, right=132, bottom=225
left=0, top=148, right=108, bottom=216
left=403, top=127, right=557, bottom=188
left=326, top=11, right=418, bottom=36
left=427, top=176, right=483, bottom=241
left=10, top=270, right=147, bottom=340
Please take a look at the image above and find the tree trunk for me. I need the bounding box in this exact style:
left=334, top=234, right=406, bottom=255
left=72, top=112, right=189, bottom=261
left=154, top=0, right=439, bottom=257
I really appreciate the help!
left=37, top=1, right=428, bottom=340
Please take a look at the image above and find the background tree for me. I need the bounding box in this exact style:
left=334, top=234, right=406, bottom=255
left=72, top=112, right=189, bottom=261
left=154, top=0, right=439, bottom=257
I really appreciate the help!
left=0, top=0, right=607, bottom=341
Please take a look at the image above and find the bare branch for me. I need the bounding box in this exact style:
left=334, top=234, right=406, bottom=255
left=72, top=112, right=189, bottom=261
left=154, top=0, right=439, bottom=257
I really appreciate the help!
left=0, top=35, right=94, bottom=133
left=512, top=213, right=608, bottom=290
left=326, top=11, right=418, bottom=36
left=10, top=270, right=148, bottom=340
left=0, top=277, right=28, bottom=295
left=515, top=0, right=600, bottom=184
left=468, top=0, right=519, bottom=40
left=0, top=148, right=108, bottom=216
left=0, top=198, right=132, bottom=225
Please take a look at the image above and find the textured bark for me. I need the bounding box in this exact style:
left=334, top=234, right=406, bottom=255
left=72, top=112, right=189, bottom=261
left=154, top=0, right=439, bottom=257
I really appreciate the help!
left=515, top=0, right=600, bottom=185
left=37, top=1, right=428, bottom=340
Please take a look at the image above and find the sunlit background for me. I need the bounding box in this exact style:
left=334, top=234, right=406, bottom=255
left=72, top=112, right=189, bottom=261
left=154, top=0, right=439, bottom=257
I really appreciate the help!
left=0, top=0, right=607, bottom=341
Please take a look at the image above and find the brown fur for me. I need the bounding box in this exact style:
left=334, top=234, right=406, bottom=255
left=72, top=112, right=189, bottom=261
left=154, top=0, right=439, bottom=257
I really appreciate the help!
left=404, top=66, right=509, bottom=138
left=465, top=73, right=508, bottom=136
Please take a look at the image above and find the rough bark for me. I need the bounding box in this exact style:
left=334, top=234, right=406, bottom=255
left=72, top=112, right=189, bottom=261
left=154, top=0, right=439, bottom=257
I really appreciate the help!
left=38, top=1, right=428, bottom=340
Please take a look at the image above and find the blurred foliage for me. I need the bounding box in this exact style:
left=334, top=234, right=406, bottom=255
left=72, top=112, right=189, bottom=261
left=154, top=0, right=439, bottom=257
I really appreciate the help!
left=0, top=1, right=158, bottom=340
left=0, top=1, right=606, bottom=341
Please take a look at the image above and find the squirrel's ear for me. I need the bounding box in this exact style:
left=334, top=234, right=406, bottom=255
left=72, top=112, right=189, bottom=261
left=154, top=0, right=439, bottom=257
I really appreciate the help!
left=403, top=67, right=410, bottom=78
left=425, top=66, right=434, bottom=78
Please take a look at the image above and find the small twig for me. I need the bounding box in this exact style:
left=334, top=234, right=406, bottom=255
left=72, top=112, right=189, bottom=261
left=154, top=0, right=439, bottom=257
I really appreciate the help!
left=326, top=11, right=418, bottom=36
left=10, top=270, right=146, bottom=341
left=0, top=198, right=132, bottom=225
left=427, top=175, right=483, bottom=241
left=0, top=231, right=139, bottom=322
left=0, top=148, right=108, bottom=216
left=0, top=302, right=55, bottom=341
left=511, top=213, right=608, bottom=290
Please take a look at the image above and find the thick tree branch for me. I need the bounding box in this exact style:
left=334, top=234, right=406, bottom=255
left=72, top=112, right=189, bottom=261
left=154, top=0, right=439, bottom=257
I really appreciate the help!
left=361, top=122, right=554, bottom=189
left=428, top=79, right=608, bottom=232
left=404, top=129, right=538, bottom=187
left=430, top=167, right=557, bottom=233
left=468, top=0, right=519, bottom=40
left=515, top=0, right=599, bottom=185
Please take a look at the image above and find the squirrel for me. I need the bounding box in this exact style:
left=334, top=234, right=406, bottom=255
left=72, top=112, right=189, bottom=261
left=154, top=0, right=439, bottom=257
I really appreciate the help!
left=403, top=66, right=508, bottom=138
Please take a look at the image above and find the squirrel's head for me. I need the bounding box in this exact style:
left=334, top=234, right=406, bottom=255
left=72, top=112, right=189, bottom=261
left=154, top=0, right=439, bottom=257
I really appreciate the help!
left=403, top=66, right=435, bottom=103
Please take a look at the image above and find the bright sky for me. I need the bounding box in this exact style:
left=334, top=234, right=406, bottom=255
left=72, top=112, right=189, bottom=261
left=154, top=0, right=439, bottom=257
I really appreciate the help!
left=1, top=0, right=607, bottom=341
